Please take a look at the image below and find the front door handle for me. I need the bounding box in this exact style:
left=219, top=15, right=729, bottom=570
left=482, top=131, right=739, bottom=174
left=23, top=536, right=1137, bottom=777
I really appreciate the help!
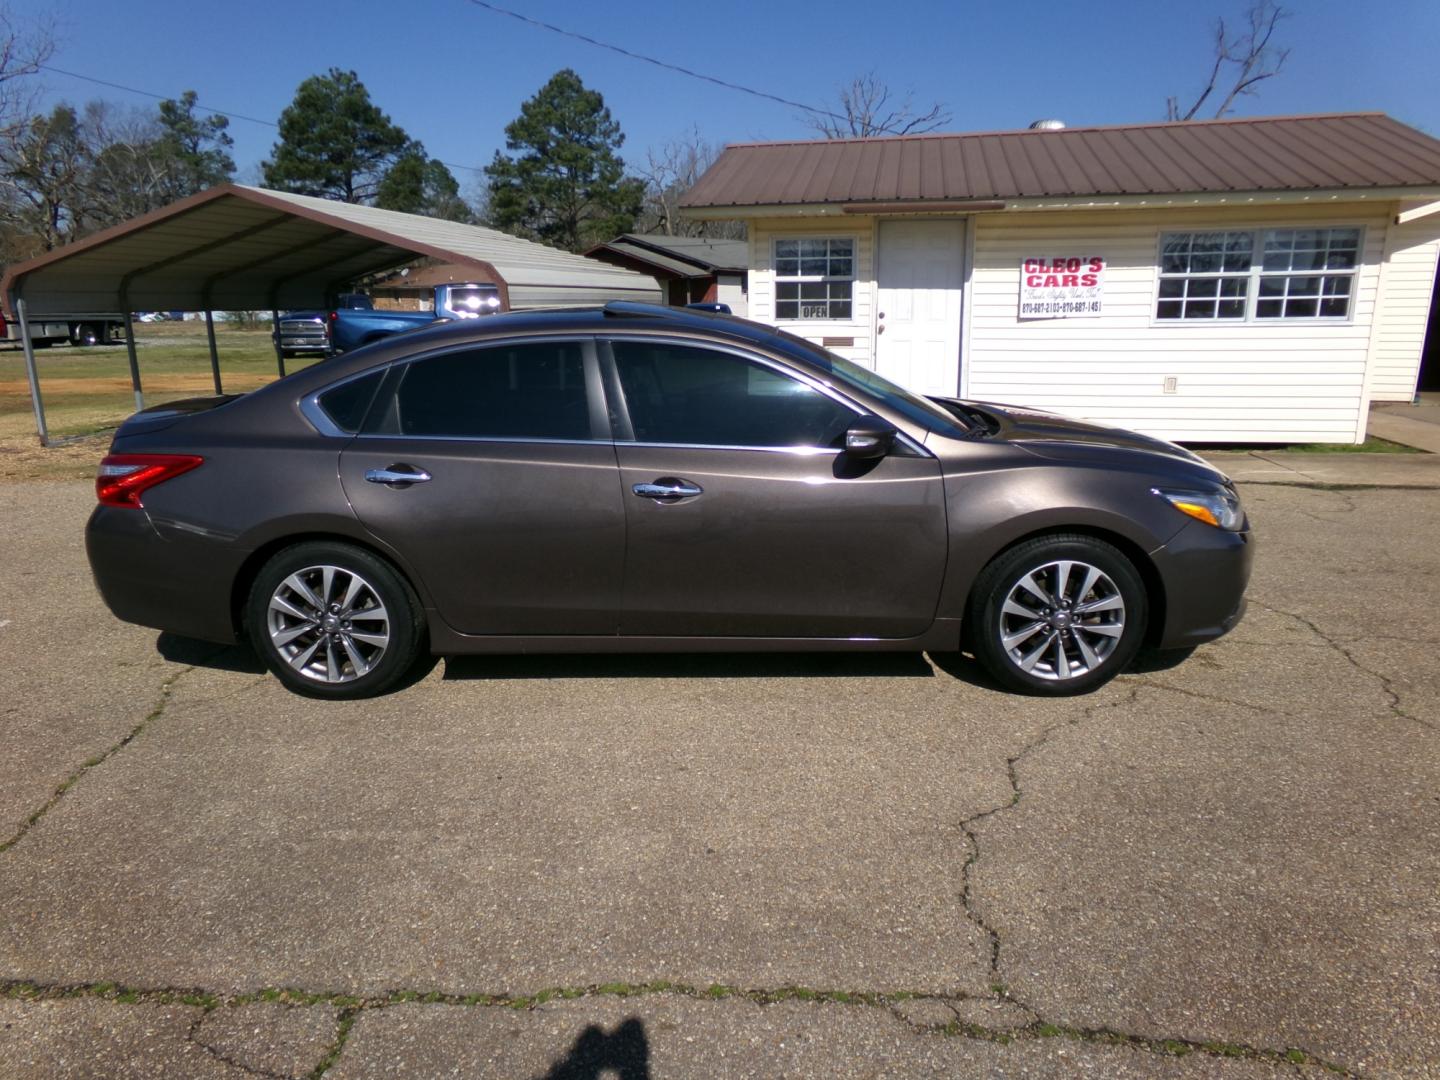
left=365, top=464, right=432, bottom=488
left=632, top=477, right=703, bottom=502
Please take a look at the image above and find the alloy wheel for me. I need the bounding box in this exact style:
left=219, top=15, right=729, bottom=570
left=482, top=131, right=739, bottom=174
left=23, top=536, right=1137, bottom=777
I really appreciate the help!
left=266, top=564, right=390, bottom=683
left=997, top=559, right=1126, bottom=681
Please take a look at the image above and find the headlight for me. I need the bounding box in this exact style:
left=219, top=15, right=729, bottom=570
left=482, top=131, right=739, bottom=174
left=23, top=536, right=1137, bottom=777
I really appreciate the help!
left=1153, top=487, right=1244, bottom=531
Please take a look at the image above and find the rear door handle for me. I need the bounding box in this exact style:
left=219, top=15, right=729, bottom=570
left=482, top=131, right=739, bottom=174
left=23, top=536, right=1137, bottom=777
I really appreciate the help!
left=632, top=477, right=703, bottom=502
left=365, top=464, right=432, bottom=488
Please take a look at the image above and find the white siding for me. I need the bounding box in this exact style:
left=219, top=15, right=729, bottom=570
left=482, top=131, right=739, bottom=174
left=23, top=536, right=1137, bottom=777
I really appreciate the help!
left=749, top=217, right=876, bottom=364
left=715, top=273, right=748, bottom=317
left=966, top=204, right=1390, bottom=444
left=1367, top=214, right=1440, bottom=401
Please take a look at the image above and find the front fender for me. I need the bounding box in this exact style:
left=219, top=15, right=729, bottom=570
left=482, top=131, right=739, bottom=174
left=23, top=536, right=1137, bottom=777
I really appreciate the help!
left=933, top=463, right=1188, bottom=623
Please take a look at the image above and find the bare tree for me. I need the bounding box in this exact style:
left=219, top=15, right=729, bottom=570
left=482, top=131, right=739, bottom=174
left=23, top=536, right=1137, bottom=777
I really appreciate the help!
left=636, top=127, right=743, bottom=239
left=0, top=102, right=88, bottom=254
left=77, top=101, right=173, bottom=230
left=1167, top=1, right=1291, bottom=121
left=805, top=72, right=950, bottom=139
left=0, top=4, right=54, bottom=138
left=464, top=176, right=492, bottom=226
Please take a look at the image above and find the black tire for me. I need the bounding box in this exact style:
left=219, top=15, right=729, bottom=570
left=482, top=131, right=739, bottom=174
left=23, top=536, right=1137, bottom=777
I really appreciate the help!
left=72, top=324, right=100, bottom=347
left=245, top=541, right=426, bottom=700
left=966, top=533, right=1148, bottom=696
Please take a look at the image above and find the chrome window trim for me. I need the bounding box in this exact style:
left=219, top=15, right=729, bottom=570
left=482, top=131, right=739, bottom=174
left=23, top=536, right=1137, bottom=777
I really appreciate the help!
left=603, top=333, right=934, bottom=459
left=626, top=440, right=842, bottom=456
left=350, top=433, right=612, bottom=447
left=346, top=434, right=928, bottom=458
left=622, top=436, right=929, bottom=457
left=303, top=331, right=933, bottom=458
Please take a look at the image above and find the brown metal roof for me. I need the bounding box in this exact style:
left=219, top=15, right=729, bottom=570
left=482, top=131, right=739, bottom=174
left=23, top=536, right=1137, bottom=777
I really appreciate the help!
left=680, top=113, right=1440, bottom=210
left=1, top=185, right=659, bottom=316
left=584, top=234, right=749, bottom=277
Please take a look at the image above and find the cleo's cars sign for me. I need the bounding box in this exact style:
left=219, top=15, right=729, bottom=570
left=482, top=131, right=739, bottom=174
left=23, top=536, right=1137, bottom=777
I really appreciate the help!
left=1019, top=256, right=1105, bottom=319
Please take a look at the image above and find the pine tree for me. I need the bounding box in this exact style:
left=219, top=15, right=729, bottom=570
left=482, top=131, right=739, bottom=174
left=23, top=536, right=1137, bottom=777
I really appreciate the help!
left=485, top=69, right=643, bottom=251
left=262, top=69, right=409, bottom=203
left=376, top=148, right=472, bottom=222
left=155, top=90, right=234, bottom=197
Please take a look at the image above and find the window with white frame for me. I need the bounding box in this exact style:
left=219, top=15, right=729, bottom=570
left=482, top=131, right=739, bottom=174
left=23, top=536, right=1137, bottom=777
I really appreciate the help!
left=1156, top=227, right=1361, bottom=321
left=774, top=238, right=854, bottom=320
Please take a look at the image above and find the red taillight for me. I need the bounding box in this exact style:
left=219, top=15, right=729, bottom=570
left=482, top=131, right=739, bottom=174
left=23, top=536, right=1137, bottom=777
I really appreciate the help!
left=96, top=454, right=203, bottom=508
left=328, top=310, right=338, bottom=321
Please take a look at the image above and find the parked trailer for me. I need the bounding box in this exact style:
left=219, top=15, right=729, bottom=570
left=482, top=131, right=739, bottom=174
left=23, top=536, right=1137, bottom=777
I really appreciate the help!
left=65, top=317, right=123, bottom=346
left=1, top=309, right=122, bottom=348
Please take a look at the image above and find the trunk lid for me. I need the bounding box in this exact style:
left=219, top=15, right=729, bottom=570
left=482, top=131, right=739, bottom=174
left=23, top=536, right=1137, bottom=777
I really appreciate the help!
left=113, top=395, right=240, bottom=438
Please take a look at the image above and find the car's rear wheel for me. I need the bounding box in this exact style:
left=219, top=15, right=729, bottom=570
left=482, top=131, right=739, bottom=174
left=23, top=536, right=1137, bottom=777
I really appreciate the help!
left=967, top=534, right=1147, bottom=695
left=246, top=541, right=426, bottom=699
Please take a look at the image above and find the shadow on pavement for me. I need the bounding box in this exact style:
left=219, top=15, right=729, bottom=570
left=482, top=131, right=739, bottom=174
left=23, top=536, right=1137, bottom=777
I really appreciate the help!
left=443, top=651, right=937, bottom=681
left=156, top=632, right=441, bottom=692
left=925, top=649, right=1006, bottom=691
left=1129, top=645, right=1197, bottom=673
left=156, top=632, right=265, bottom=674
left=537, top=1018, right=650, bottom=1080
left=928, top=645, right=1198, bottom=687
left=156, top=631, right=1193, bottom=690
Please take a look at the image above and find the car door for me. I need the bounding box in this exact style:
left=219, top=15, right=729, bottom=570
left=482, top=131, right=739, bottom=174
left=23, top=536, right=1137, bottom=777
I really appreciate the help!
left=338, top=337, right=625, bottom=636
left=605, top=337, right=948, bottom=639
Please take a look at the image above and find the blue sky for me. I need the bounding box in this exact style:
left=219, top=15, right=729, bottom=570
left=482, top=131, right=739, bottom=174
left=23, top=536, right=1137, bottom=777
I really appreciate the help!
left=18, top=0, right=1440, bottom=191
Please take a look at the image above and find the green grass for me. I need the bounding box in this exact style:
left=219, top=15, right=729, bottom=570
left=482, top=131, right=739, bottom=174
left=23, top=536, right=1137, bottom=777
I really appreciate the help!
left=0, top=321, right=323, bottom=440
left=1201, top=437, right=1422, bottom=454
left=1292, top=437, right=1421, bottom=453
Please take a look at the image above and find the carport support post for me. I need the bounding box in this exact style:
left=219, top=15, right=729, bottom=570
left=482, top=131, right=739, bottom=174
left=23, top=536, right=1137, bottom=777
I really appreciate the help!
left=204, top=310, right=222, bottom=395
left=122, top=311, right=143, bottom=412
left=14, top=296, right=49, bottom=447
left=270, top=308, right=286, bottom=377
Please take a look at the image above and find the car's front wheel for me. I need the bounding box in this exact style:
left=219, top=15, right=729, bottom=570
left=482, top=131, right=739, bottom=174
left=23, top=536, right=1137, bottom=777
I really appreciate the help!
left=967, top=534, right=1147, bottom=695
left=246, top=541, right=426, bottom=699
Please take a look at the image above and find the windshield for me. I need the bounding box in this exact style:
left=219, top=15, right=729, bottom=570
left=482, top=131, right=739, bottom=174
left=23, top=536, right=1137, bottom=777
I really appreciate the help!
left=769, top=328, right=972, bottom=438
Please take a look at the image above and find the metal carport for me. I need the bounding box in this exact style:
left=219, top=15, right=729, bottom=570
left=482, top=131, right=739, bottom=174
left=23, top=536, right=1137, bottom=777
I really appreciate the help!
left=2, top=184, right=661, bottom=444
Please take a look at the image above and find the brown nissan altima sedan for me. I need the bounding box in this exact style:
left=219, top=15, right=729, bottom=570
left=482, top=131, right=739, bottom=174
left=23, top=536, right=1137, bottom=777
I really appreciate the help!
left=86, top=303, right=1252, bottom=699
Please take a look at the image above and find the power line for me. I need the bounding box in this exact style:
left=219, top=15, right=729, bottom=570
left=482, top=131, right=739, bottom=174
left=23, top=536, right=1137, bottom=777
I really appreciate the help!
left=35, top=63, right=487, bottom=175
left=39, top=64, right=280, bottom=128
left=464, top=0, right=856, bottom=128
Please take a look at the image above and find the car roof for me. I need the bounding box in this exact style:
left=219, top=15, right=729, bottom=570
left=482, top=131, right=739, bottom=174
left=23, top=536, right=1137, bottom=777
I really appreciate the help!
left=361, top=301, right=809, bottom=359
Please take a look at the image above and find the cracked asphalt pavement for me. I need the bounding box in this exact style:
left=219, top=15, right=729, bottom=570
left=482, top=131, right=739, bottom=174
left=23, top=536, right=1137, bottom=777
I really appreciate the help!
left=1, top=459, right=1436, bottom=1078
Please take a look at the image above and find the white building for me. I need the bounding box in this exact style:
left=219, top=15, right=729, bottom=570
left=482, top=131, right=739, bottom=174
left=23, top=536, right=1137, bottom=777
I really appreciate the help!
left=680, top=113, right=1440, bottom=444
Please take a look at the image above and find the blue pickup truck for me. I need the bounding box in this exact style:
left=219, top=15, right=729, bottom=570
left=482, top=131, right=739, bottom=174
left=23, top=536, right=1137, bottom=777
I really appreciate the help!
left=326, top=283, right=502, bottom=354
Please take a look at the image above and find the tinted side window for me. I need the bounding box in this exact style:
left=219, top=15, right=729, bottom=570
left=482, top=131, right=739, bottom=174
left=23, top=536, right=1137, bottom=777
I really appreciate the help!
left=611, top=341, right=855, bottom=449
left=383, top=342, right=590, bottom=440
left=317, top=369, right=385, bottom=433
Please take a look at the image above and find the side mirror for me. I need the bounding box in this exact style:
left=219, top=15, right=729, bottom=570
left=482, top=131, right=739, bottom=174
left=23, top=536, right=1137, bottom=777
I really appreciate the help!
left=844, top=416, right=897, bottom=459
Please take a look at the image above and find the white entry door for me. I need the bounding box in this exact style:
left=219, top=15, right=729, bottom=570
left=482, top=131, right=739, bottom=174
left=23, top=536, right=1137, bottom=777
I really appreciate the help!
left=875, top=219, right=965, bottom=396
